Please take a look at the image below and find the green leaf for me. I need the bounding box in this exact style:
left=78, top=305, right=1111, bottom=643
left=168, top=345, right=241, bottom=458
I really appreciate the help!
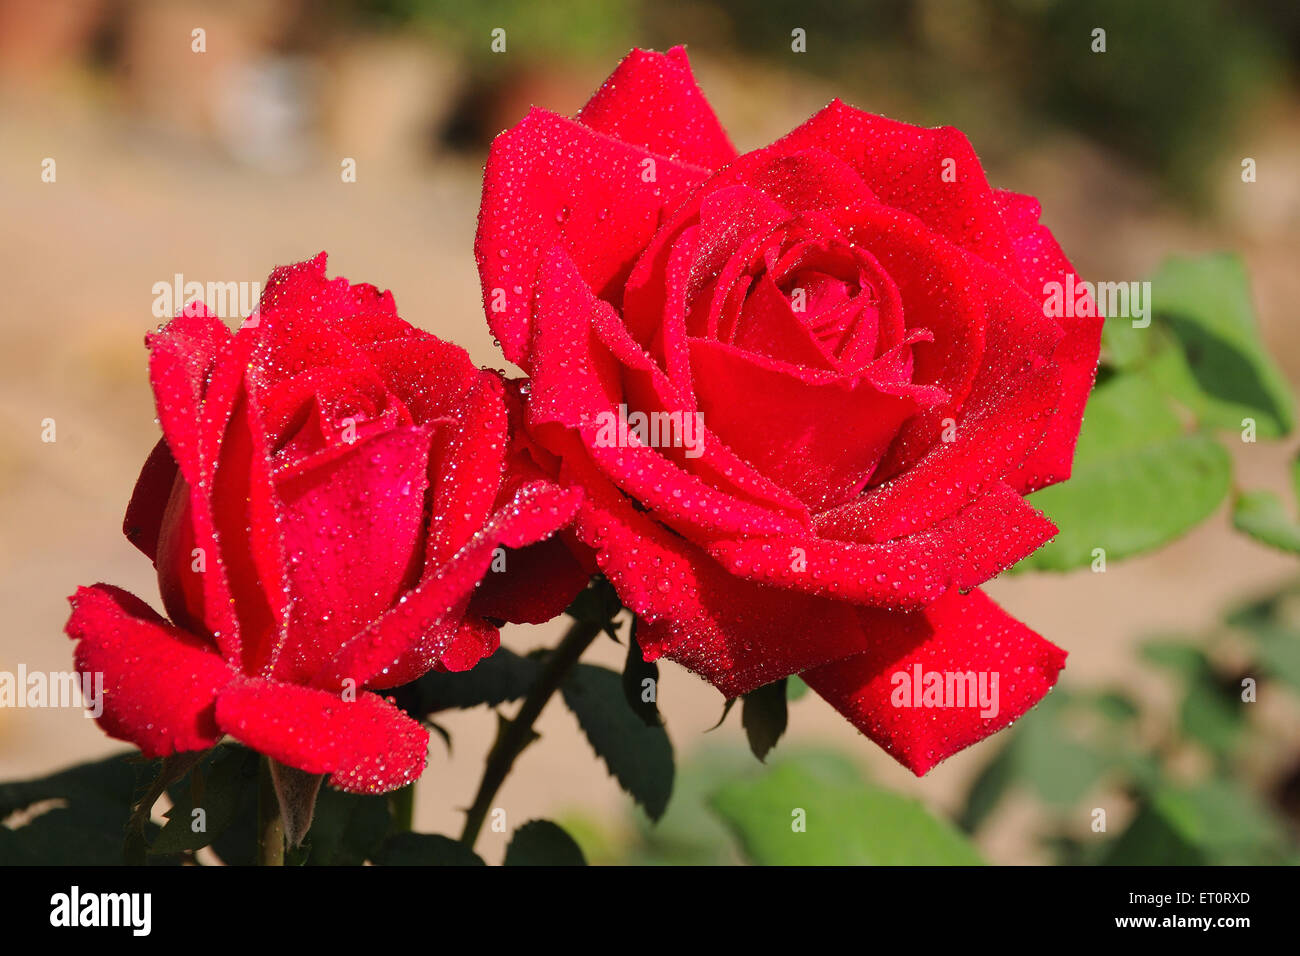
left=1101, top=803, right=1206, bottom=866
left=709, top=753, right=983, bottom=865
left=1139, top=638, right=1207, bottom=677
left=1232, top=490, right=1300, bottom=554
left=1101, top=313, right=1148, bottom=369
left=1088, top=691, right=1141, bottom=724
left=785, top=675, right=810, bottom=701
left=1013, top=697, right=1111, bottom=807
left=1253, top=627, right=1300, bottom=694
left=1017, top=373, right=1231, bottom=570
left=301, top=787, right=392, bottom=865
left=1142, top=640, right=1244, bottom=757
left=564, top=575, right=622, bottom=641
left=561, top=663, right=674, bottom=820
left=625, top=747, right=755, bottom=865
left=0, top=752, right=168, bottom=866
left=957, top=693, right=1114, bottom=827
left=957, top=741, right=1018, bottom=833
left=372, top=832, right=485, bottom=866
left=1104, top=780, right=1288, bottom=865
left=621, top=619, right=662, bottom=728
left=404, top=648, right=542, bottom=714
left=1145, top=254, right=1294, bottom=438
left=151, top=745, right=249, bottom=855
left=503, top=819, right=586, bottom=866
left=741, top=679, right=788, bottom=762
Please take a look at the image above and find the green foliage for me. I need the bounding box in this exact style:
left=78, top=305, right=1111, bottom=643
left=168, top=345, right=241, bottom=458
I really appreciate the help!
left=561, top=663, right=675, bottom=821
left=740, top=679, right=788, bottom=762
left=402, top=647, right=543, bottom=715
left=0, top=752, right=174, bottom=865
left=710, top=752, right=984, bottom=865
left=960, top=584, right=1300, bottom=865
left=373, top=832, right=486, bottom=866
left=1104, top=781, right=1289, bottom=866
left=1233, top=454, right=1300, bottom=555
left=503, top=819, right=587, bottom=865
left=150, top=745, right=255, bottom=856
left=622, top=619, right=663, bottom=728
left=300, top=786, right=393, bottom=866
left=1144, top=255, right=1295, bottom=436
left=1019, top=373, right=1231, bottom=569
left=1021, top=254, right=1293, bottom=572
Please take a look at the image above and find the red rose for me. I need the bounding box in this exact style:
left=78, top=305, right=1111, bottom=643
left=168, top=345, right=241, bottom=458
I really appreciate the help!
left=66, top=254, right=579, bottom=793
left=476, top=47, right=1103, bottom=773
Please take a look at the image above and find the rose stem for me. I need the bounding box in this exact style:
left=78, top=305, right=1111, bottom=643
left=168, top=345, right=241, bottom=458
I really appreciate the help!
left=390, top=783, right=416, bottom=833
left=256, top=755, right=285, bottom=866
left=459, top=614, right=604, bottom=849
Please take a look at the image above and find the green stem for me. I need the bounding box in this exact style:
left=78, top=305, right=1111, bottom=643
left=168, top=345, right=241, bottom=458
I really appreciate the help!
left=257, top=756, right=285, bottom=866
left=459, top=614, right=604, bottom=848
left=390, top=783, right=416, bottom=833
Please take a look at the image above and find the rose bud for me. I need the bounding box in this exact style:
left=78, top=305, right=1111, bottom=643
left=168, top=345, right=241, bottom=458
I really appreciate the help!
left=67, top=254, right=580, bottom=797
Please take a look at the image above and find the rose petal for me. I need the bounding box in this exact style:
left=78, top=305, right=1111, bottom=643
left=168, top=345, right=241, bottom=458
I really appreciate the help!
left=316, top=480, right=580, bottom=690
left=271, top=424, right=432, bottom=684
left=476, top=108, right=710, bottom=368
left=468, top=536, right=591, bottom=625
left=122, top=438, right=179, bottom=563
left=65, top=584, right=235, bottom=757
left=425, top=374, right=507, bottom=569
left=803, top=589, right=1067, bottom=775
left=995, top=190, right=1103, bottom=493
left=577, top=45, right=737, bottom=169
left=770, top=100, right=1016, bottom=270
left=708, top=481, right=1055, bottom=606
left=215, top=678, right=428, bottom=794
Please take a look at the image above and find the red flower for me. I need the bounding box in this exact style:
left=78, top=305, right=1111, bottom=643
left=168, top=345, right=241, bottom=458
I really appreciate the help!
left=476, top=47, right=1103, bottom=773
left=66, top=254, right=580, bottom=793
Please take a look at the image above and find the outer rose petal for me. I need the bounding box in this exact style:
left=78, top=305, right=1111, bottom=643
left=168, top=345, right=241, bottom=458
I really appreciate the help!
left=476, top=108, right=709, bottom=368
left=437, top=617, right=502, bottom=673
left=425, top=374, right=507, bottom=569
left=819, top=364, right=1062, bottom=542
left=148, top=308, right=246, bottom=660
left=802, top=589, right=1067, bottom=775
left=708, top=481, right=1056, bottom=607
left=995, top=190, right=1103, bottom=493
left=146, top=304, right=231, bottom=488
left=122, top=438, right=179, bottom=563
left=215, top=679, right=428, bottom=794
left=65, top=585, right=235, bottom=757
left=577, top=46, right=737, bottom=169
left=769, top=100, right=1016, bottom=271
left=211, top=386, right=292, bottom=676
left=558, top=439, right=870, bottom=696
left=468, top=536, right=590, bottom=625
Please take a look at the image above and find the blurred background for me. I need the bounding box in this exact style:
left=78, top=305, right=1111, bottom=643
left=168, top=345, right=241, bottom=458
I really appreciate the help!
left=1, top=0, right=1299, bottom=864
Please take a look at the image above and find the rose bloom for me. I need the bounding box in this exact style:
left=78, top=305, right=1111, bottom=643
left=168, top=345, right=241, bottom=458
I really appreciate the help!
left=477, top=47, right=1103, bottom=773
left=66, top=254, right=579, bottom=793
